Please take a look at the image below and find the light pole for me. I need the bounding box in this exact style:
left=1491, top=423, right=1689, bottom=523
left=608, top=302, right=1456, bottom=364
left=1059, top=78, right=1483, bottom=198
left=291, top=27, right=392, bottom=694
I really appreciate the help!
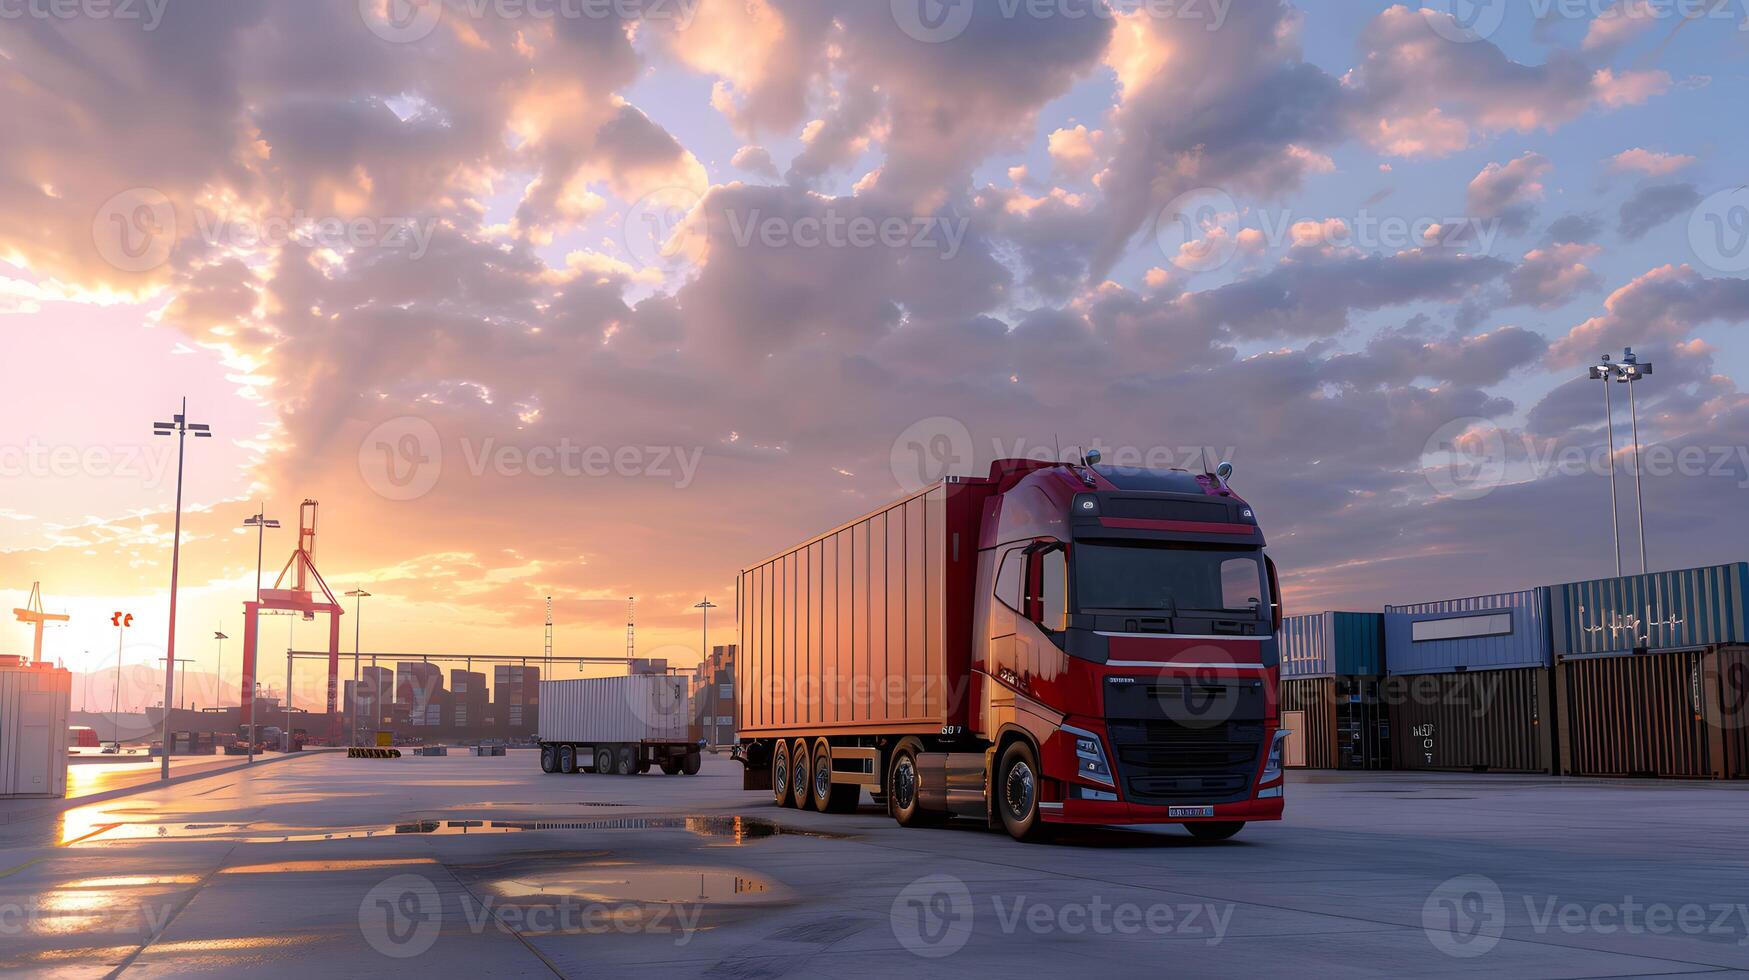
left=693, top=598, right=717, bottom=664
left=213, top=631, right=228, bottom=711
left=1589, top=355, right=1623, bottom=577
left=153, top=398, right=211, bottom=779
left=1618, top=348, right=1655, bottom=573
left=346, top=589, right=371, bottom=746
left=241, top=508, right=279, bottom=764
left=111, top=611, right=132, bottom=748
left=158, top=656, right=190, bottom=709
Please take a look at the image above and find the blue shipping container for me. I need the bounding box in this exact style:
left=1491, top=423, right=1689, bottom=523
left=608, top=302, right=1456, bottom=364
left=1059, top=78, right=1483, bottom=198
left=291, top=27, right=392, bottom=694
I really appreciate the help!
left=1384, top=588, right=1552, bottom=675
left=1551, top=563, right=1749, bottom=657
left=1280, top=612, right=1384, bottom=678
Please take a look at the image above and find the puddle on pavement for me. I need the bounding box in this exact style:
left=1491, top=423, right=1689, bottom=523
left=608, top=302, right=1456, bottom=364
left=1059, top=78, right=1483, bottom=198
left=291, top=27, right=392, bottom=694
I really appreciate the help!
left=488, top=866, right=788, bottom=906
left=63, top=814, right=849, bottom=846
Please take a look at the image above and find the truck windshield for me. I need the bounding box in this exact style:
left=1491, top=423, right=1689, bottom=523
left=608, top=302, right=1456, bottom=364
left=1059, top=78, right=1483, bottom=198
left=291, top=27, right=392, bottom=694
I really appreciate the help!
left=1074, top=542, right=1266, bottom=617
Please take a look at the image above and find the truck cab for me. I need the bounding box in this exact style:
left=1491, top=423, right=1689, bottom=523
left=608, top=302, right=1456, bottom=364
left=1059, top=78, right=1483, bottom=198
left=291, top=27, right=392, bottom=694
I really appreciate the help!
left=967, top=459, right=1287, bottom=839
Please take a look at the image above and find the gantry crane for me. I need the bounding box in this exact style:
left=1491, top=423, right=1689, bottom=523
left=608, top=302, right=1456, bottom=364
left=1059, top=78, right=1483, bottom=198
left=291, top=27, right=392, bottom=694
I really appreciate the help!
left=240, top=500, right=343, bottom=741
left=14, top=582, right=69, bottom=663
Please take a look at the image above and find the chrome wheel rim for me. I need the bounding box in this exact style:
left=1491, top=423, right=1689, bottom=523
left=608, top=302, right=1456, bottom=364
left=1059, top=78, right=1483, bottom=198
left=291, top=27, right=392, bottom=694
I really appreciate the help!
left=774, top=755, right=788, bottom=797
left=893, top=757, right=917, bottom=810
left=1005, top=761, right=1035, bottom=819
left=814, top=759, right=831, bottom=800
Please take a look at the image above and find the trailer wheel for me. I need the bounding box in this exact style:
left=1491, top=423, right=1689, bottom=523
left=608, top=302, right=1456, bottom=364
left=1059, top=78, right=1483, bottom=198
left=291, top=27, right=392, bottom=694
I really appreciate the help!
left=790, top=739, right=812, bottom=809
left=660, top=758, right=681, bottom=775
left=616, top=745, right=637, bottom=775
left=557, top=744, right=576, bottom=775
left=888, top=741, right=941, bottom=827
left=810, top=740, right=859, bottom=813
left=540, top=745, right=557, bottom=773
left=682, top=752, right=701, bottom=776
left=595, top=748, right=613, bottom=775
left=1186, top=822, right=1245, bottom=842
left=996, top=740, right=1051, bottom=843
left=772, top=741, right=792, bottom=806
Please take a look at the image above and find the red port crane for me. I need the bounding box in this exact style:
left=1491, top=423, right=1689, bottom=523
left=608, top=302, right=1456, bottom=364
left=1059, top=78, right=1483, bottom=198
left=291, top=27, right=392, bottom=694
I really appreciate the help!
left=240, top=500, right=343, bottom=741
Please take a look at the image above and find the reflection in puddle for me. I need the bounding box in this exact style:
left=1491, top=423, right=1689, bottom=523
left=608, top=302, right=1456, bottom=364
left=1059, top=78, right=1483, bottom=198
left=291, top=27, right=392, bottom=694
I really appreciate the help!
left=489, top=867, right=784, bottom=906
left=65, top=814, right=847, bottom=846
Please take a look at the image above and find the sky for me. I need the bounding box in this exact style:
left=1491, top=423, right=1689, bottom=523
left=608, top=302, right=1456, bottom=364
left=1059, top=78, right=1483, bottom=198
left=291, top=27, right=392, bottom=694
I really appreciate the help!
left=2, top=0, right=1748, bottom=707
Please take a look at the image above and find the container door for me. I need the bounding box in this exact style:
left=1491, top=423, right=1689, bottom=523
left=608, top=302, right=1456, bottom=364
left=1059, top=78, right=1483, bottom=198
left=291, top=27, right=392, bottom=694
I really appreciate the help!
left=18, top=691, right=55, bottom=795
left=1282, top=710, right=1307, bottom=767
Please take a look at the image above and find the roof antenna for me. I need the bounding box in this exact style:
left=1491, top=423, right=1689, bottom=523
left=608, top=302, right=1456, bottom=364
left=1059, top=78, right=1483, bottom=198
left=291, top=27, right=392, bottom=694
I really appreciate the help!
left=1201, top=446, right=1216, bottom=477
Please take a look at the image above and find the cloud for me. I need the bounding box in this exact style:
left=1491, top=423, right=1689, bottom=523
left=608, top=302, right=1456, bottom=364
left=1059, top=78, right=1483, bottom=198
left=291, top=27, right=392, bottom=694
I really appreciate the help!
left=1607, top=148, right=1696, bottom=176
left=1046, top=125, right=1104, bottom=179
left=1507, top=243, right=1603, bottom=308
left=1550, top=265, right=1749, bottom=366
left=731, top=145, right=780, bottom=180
left=1617, top=182, right=1702, bottom=241
left=1467, top=153, right=1554, bottom=235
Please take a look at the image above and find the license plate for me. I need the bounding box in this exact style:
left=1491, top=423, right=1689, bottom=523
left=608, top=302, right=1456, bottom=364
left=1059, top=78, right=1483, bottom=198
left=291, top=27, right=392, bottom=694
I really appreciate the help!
left=1169, top=806, right=1215, bottom=818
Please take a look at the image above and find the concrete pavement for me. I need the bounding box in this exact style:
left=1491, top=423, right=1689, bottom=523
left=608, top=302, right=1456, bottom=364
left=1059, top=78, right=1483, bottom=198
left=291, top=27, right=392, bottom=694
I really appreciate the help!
left=2, top=751, right=1747, bottom=978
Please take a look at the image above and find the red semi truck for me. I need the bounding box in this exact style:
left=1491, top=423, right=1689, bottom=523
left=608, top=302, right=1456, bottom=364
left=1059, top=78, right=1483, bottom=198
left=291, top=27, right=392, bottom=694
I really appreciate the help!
left=735, top=455, right=1288, bottom=842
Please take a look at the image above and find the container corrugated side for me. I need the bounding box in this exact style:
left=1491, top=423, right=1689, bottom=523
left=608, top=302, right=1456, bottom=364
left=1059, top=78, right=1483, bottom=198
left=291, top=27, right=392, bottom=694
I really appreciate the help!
left=0, top=664, right=71, bottom=799
left=1552, top=562, right=1749, bottom=657
left=1386, top=667, right=1554, bottom=773
left=1385, top=588, right=1552, bottom=675
left=1280, top=612, right=1384, bottom=678
left=537, top=676, right=690, bottom=743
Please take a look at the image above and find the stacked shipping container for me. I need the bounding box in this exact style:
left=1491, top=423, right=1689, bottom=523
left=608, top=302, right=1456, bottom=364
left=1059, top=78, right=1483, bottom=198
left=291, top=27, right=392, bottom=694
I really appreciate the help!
left=1383, top=588, right=1556, bottom=774
left=1279, top=612, right=1388, bottom=769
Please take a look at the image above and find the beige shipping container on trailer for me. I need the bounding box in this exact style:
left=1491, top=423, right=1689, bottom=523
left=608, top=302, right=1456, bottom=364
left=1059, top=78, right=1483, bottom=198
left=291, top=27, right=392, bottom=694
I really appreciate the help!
left=1, top=660, right=72, bottom=799
left=538, top=675, right=691, bottom=743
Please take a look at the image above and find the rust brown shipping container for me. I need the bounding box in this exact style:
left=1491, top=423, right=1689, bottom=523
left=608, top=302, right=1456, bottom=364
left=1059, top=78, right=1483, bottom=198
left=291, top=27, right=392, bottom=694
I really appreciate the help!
left=1557, top=646, right=1749, bottom=779
left=1280, top=677, right=1336, bottom=769
left=1386, top=668, right=1554, bottom=774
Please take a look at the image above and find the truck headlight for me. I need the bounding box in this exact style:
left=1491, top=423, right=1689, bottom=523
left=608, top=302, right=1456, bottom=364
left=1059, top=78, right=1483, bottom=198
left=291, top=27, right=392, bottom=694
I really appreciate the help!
left=1062, top=724, right=1113, bottom=786
left=1261, top=729, right=1290, bottom=785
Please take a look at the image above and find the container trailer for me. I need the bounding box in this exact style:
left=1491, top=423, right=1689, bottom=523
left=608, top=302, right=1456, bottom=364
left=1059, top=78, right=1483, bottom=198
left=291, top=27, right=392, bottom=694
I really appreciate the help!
left=535, top=675, right=702, bottom=776
left=735, top=456, right=1288, bottom=842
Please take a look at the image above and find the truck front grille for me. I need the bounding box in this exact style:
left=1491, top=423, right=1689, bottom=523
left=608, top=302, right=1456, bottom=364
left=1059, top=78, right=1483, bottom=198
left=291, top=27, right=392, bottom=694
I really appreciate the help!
left=1104, top=720, right=1264, bottom=804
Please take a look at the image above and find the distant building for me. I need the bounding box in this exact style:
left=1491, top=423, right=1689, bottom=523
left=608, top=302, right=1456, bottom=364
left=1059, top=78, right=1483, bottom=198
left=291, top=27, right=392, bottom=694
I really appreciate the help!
left=450, top=669, right=487, bottom=733
left=396, top=662, right=446, bottom=728
left=691, top=644, right=736, bottom=746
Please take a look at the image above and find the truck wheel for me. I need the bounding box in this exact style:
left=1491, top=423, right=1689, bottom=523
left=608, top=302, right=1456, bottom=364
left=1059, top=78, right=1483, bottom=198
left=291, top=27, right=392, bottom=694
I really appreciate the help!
left=1186, top=822, right=1245, bottom=842
left=595, top=748, right=613, bottom=775
left=790, top=739, right=812, bottom=809
left=682, top=752, right=701, bottom=776
left=996, top=740, right=1051, bottom=843
left=616, top=745, right=637, bottom=775
left=557, top=745, right=576, bottom=775
left=540, top=745, right=557, bottom=773
left=810, top=740, right=859, bottom=813
left=888, top=743, right=941, bottom=827
left=772, top=741, right=792, bottom=806
left=660, top=758, right=681, bottom=775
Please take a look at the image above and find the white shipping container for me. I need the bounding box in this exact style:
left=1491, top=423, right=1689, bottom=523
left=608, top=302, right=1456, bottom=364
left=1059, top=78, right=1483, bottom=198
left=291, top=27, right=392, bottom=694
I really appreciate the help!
left=538, top=675, right=691, bottom=743
left=1, top=661, right=72, bottom=799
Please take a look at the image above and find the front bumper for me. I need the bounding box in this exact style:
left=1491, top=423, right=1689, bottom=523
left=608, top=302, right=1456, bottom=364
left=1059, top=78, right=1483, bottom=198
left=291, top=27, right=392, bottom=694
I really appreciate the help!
left=1040, top=793, right=1284, bottom=825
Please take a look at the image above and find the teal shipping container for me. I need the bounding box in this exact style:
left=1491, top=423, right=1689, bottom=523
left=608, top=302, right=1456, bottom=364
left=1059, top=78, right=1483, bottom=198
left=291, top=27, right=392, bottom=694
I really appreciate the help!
left=1280, top=612, right=1385, bottom=678
left=1551, top=563, right=1749, bottom=657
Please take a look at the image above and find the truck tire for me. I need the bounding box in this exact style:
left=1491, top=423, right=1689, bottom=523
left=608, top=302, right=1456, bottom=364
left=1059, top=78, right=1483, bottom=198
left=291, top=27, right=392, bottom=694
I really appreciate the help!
left=616, top=745, right=637, bottom=775
left=660, top=758, right=681, bottom=775
left=557, top=744, right=576, bottom=775
left=811, top=740, right=859, bottom=813
left=772, top=741, right=792, bottom=806
left=540, top=745, right=557, bottom=773
left=996, top=740, right=1051, bottom=843
left=682, top=752, right=701, bottom=776
left=595, top=748, right=613, bottom=775
left=888, top=741, right=942, bottom=828
left=790, top=738, right=812, bottom=809
left=1186, top=822, right=1245, bottom=842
